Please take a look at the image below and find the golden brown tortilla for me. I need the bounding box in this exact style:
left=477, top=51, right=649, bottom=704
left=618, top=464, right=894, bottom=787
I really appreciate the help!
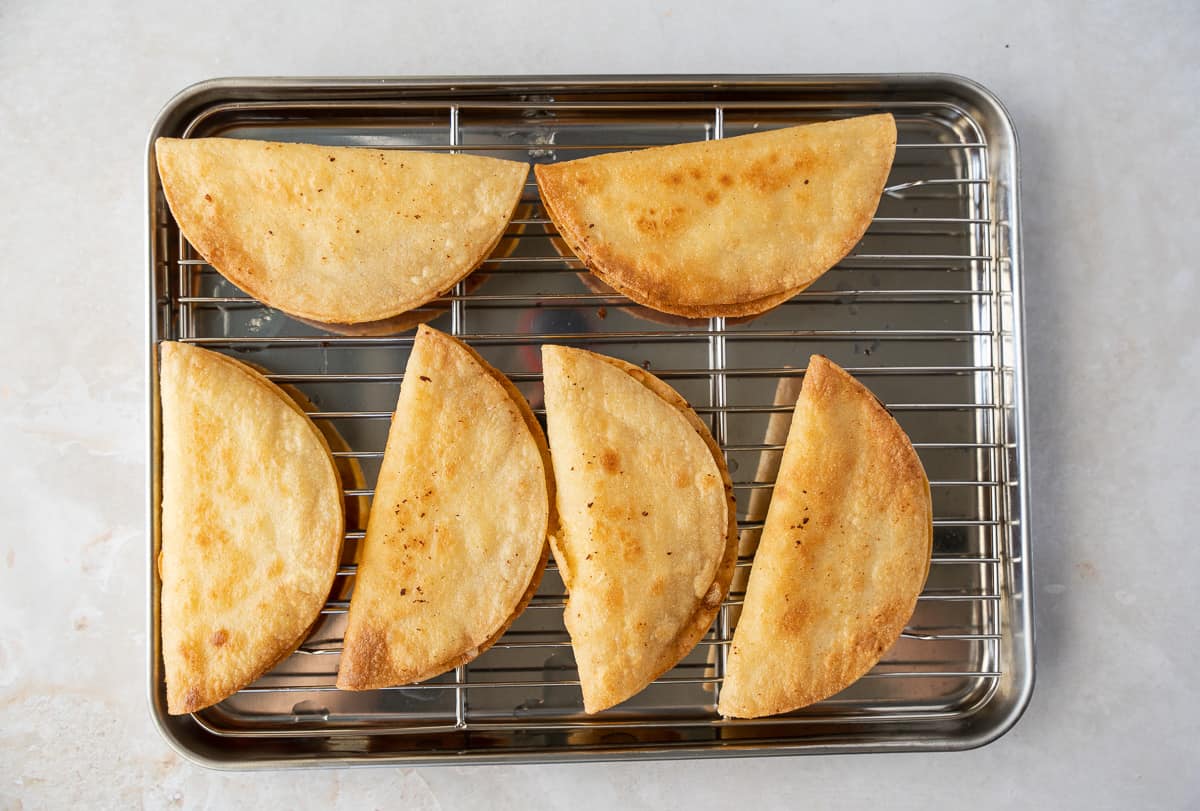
left=156, top=137, right=528, bottom=325
left=549, top=232, right=799, bottom=327
left=718, top=355, right=932, bottom=718
left=269, top=380, right=367, bottom=602
left=541, top=345, right=738, bottom=713
left=337, top=326, right=554, bottom=689
left=536, top=115, right=896, bottom=318
left=293, top=204, right=532, bottom=336
left=158, top=342, right=344, bottom=714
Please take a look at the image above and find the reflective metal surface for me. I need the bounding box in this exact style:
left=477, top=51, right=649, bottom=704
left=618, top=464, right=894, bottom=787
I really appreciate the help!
left=145, top=75, right=1032, bottom=767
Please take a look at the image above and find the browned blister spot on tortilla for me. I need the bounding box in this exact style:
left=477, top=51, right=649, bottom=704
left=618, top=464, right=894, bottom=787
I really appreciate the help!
left=183, top=686, right=202, bottom=712
left=600, top=449, right=621, bottom=473
left=791, top=153, right=816, bottom=174
left=742, top=153, right=790, bottom=194
left=340, top=625, right=391, bottom=689
left=781, top=602, right=807, bottom=635
left=619, top=529, right=644, bottom=563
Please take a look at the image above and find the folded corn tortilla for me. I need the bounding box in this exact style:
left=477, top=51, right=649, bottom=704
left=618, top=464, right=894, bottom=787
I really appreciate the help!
left=337, top=326, right=554, bottom=689
left=541, top=345, right=738, bottom=712
left=536, top=114, right=896, bottom=318
left=158, top=341, right=344, bottom=714
left=718, top=355, right=932, bottom=718
left=156, top=137, right=528, bottom=326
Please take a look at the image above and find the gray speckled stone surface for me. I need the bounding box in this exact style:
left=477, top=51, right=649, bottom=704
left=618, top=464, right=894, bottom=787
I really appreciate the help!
left=1, top=1, right=1197, bottom=807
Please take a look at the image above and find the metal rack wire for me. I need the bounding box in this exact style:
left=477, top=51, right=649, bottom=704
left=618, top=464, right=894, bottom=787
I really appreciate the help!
left=152, top=82, right=1025, bottom=756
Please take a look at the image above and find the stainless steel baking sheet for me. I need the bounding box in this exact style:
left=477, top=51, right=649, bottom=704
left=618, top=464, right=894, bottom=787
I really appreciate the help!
left=145, top=75, right=1033, bottom=767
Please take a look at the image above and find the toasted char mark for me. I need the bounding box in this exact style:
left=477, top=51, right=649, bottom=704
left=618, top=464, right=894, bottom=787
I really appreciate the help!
left=742, top=151, right=792, bottom=194
left=632, top=205, right=685, bottom=238
left=617, top=524, right=644, bottom=562
left=603, top=581, right=626, bottom=613
left=340, top=625, right=392, bottom=689
left=633, top=213, right=658, bottom=236
left=210, top=629, right=229, bottom=647
left=600, top=449, right=621, bottom=473
left=183, top=686, right=202, bottom=713
left=791, top=153, right=816, bottom=175
left=663, top=167, right=705, bottom=187
left=781, top=602, right=808, bottom=635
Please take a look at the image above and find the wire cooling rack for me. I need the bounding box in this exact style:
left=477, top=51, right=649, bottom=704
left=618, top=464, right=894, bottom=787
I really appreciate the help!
left=147, top=76, right=1032, bottom=766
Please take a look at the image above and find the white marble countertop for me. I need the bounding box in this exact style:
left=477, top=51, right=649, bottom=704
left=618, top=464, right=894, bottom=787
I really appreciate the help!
left=2, top=0, right=1197, bottom=807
